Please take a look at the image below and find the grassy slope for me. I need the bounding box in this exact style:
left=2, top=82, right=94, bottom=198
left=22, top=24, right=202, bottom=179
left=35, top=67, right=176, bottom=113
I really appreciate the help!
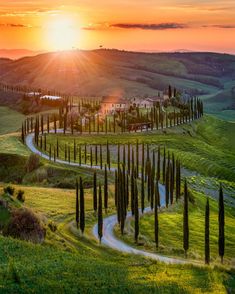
left=0, top=185, right=233, bottom=293
left=115, top=191, right=235, bottom=264
left=0, top=114, right=234, bottom=292
left=44, top=115, right=235, bottom=182
left=0, top=106, right=25, bottom=135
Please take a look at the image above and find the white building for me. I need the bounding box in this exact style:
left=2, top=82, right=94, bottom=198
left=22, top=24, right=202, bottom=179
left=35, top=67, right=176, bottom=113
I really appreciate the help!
left=101, top=96, right=129, bottom=114
left=40, top=95, right=62, bottom=101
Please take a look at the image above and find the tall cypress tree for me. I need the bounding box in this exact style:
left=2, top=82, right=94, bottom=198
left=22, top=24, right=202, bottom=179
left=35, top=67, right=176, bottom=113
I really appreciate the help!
left=79, top=177, right=85, bottom=234
left=76, top=179, right=79, bottom=228
left=155, top=180, right=159, bottom=249
left=183, top=179, right=189, bottom=257
left=93, top=171, right=97, bottom=212
left=104, top=165, right=108, bottom=212
left=141, top=167, right=145, bottom=213
left=98, top=183, right=103, bottom=243
left=162, top=146, right=166, bottom=183
left=134, top=178, right=139, bottom=243
left=218, top=184, right=225, bottom=263
left=205, top=198, right=210, bottom=265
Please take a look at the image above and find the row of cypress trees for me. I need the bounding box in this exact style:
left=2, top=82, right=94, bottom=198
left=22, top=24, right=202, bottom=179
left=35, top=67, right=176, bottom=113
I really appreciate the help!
left=21, top=96, right=204, bottom=142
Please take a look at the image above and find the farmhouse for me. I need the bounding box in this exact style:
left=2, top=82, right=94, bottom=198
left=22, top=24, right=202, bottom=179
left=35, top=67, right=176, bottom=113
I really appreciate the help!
left=40, top=95, right=62, bottom=101
left=131, top=95, right=164, bottom=109
left=101, top=96, right=129, bottom=114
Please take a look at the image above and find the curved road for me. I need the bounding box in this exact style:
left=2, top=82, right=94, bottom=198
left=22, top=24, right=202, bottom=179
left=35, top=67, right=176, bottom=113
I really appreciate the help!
left=26, top=131, right=196, bottom=265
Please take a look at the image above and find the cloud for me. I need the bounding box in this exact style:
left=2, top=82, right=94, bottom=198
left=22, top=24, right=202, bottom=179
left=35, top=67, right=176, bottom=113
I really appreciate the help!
left=0, top=23, right=35, bottom=28
left=83, top=22, right=188, bottom=31
left=111, top=23, right=187, bottom=30
left=203, top=24, right=235, bottom=28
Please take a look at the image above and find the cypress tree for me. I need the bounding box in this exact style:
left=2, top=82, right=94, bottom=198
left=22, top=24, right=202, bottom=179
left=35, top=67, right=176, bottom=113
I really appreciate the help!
left=157, top=146, right=160, bottom=181
left=128, top=142, right=131, bottom=174
left=104, top=165, right=108, bottom=212
left=141, top=167, right=145, bottom=213
left=131, top=170, right=135, bottom=216
left=136, top=140, right=139, bottom=176
left=165, top=164, right=169, bottom=208
left=98, top=183, right=103, bottom=243
left=93, top=171, right=97, bottom=212
left=218, top=184, right=225, bottom=264
left=162, top=146, right=166, bottom=183
left=170, top=163, right=174, bottom=205
left=79, top=177, right=85, bottom=234
left=95, top=145, right=98, bottom=166
left=100, top=144, right=103, bottom=169
left=205, top=198, right=210, bottom=265
left=134, top=178, right=139, bottom=243
left=155, top=180, right=159, bottom=249
left=183, top=179, right=189, bottom=258
left=76, top=179, right=79, bottom=228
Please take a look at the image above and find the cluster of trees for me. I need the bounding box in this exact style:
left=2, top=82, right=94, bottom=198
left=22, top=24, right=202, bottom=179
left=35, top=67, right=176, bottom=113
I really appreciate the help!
left=21, top=94, right=204, bottom=141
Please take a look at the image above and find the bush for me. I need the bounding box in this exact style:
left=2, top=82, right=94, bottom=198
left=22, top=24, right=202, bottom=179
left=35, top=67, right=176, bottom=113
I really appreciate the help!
left=4, top=185, right=15, bottom=196
left=25, top=154, right=40, bottom=173
left=16, top=190, right=25, bottom=202
left=3, top=208, right=46, bottom=244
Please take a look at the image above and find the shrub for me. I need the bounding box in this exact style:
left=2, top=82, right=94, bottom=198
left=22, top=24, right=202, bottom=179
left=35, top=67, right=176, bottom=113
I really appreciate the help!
left=25, top=154, right=40, bottom=173
left=16, top=190, right=25, bottom=202
left=3, top=208, right=46, bottom=244
left=4, top=185, right=15, bottom=196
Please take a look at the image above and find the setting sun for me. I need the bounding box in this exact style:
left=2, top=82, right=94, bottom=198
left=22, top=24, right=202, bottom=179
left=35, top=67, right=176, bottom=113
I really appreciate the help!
left=46, top=18, right=79, bottom=50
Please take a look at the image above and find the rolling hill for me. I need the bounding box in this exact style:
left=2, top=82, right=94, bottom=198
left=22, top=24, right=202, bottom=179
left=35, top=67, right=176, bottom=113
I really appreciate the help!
left=0, top=49, right=235, bottom=120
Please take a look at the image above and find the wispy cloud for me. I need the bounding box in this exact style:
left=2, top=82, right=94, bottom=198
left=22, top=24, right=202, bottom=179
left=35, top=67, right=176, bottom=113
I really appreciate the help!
left=83, top=22, right=187, bottom=31
left=0, top=23, right=36, bottom=28
left=111, top=23, right=187, bottom=30
left=203, top=24, right=235, bottom=28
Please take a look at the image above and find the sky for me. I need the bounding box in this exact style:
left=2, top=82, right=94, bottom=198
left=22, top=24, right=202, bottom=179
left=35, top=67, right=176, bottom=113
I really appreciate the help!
left=0, top=0, right=235, bottom=53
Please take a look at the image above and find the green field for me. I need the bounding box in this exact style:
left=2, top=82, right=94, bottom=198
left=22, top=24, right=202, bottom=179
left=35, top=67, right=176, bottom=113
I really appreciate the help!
left=0, top=106, right=25, bottom=135
left=0, top=106, right=235, bottom=292
left=115, top=190, right=235, bottom=264
left=0, top=184, right=234, bottom=293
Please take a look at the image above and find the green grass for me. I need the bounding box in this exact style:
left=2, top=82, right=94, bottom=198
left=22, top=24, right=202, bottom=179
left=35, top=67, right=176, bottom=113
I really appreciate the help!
left=115, top=191, right=235, bottom=265
left=43, top=115, right=235, bottom=182
left=0, top=107, right=25, bottom=135
left=0, top=184, right=234, bottom=293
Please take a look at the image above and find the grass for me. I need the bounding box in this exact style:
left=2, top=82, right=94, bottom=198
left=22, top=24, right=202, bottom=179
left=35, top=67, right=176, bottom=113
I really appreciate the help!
left=0, top=113, right=234, bottom=292
left=115, top=191, right=235, bottom=265
left=43, top=115, right=235, bottom=182
left=0, top=107, right=25, bottom=135
left=0, top=184, right=234, bottom=293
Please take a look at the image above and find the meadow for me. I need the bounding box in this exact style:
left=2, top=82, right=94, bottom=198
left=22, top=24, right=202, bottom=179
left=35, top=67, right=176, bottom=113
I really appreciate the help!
left=0, top=107, right=235, bottom=292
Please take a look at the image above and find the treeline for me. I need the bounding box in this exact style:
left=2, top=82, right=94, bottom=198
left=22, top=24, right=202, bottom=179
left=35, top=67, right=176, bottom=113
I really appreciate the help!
left=21, top=96, right=203, bottom=143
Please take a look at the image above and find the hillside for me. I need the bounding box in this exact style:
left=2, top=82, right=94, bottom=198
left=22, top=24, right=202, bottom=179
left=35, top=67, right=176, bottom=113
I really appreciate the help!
left=0, top=50, right=235, bottom=120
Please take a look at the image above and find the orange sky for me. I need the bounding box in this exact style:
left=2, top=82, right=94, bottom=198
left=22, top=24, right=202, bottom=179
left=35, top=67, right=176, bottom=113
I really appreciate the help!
left=0, top=0, right=235, bottom=53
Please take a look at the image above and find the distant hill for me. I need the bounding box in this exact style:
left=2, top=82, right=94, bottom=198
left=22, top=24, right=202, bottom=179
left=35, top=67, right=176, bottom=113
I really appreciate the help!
left=0, top=49, right=235, bottom=119
left=0, top=49, right=44, bottom=60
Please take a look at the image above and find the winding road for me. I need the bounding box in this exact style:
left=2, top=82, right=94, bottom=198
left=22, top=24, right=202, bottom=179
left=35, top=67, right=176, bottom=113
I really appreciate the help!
left=26, top=131, right=196, bottom=265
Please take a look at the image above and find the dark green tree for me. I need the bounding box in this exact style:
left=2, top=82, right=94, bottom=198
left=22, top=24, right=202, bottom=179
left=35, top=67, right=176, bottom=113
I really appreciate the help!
left=79, top=177, right=85, bottom=234
left=183, top=179, right=189, bottom=257
left=218, top=184, right=225, bottom=263
left=76, top=179, right=79, bottom=228
left=93, top=171, right=97, bottom=212
left=205, top=198, right=210, bottom=265
left=98, top=183, right=103, bottom=243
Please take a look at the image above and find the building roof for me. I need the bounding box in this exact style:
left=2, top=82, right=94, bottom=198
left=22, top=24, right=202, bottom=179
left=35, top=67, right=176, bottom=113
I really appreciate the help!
left=40, top=95, right=61, bottom=100
left=101, top=96, right=127, bottom=104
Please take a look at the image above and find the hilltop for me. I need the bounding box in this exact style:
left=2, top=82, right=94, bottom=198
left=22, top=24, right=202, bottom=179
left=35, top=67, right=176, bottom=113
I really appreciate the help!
left=0, top=49, right=235, bottom=120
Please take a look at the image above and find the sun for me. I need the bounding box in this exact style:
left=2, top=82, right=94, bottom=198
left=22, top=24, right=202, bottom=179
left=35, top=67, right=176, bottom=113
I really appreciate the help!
left=46, top=18, right=79, bottom=50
